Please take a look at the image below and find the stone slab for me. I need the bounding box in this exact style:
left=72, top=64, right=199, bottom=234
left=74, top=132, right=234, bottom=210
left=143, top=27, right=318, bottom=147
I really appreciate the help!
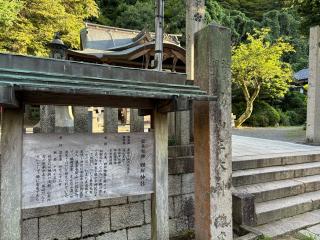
left=256, top=190, right=320, bottom=225
left=253, top=209, right=320, bottom=238
left=22, top=132, right=154, bottom=209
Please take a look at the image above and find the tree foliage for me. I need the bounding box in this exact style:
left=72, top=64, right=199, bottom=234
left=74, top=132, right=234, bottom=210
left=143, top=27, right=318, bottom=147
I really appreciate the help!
left=294, top=0, right=320, bottom=34
left=217, top=0, right=289, bottom=20
left=0, top=0, right=22, bottom=28
left=206, top=1, right=258, bottom=44
left=232, top=29, right=294, bottom=127
left=95, top=0, right=186, bottom=35
left=261, top=9, right=308, bottom=71
left=0, top=0, right=99, bottom=56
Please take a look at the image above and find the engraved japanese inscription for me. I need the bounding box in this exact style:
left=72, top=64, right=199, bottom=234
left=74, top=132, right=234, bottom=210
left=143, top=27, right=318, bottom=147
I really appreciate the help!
left=22, top=133, right=154, bottom=209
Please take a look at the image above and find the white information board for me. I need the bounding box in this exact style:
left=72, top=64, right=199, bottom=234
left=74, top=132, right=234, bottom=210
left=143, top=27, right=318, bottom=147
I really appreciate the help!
left=22, top=133, right=154, bottom=209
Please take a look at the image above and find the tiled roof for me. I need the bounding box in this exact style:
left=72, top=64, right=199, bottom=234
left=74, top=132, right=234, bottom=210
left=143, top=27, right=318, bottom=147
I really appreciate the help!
left=294, top=68, right=309, bottom=81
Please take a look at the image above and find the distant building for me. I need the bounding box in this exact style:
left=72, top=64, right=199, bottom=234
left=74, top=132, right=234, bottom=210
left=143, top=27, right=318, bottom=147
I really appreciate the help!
left=66, top=22, right=186, bottom=72
left=293, top=68, right=309, bottom=94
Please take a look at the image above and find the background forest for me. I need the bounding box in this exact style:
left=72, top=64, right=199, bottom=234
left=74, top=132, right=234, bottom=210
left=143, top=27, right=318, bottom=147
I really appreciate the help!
left=0, top=0, right=319, bottom=127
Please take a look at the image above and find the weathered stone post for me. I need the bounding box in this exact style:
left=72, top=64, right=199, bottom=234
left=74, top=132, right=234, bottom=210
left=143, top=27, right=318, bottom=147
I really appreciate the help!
left=74, top=106, right=91, bottom=133
left=130, top=109, right=144, bottom=132
left=174, top=0, right=205, bottom=145
left=104, top=108, right=118, bottom=133
left=306, top=26, right=320, bottom=143
left=40, top=105, right=55, bottom=133
left=186, top=0, right=205, bottom=80
left=194, top=24, right=233, bottom=239
left=0, top=107, right=24, bottom=240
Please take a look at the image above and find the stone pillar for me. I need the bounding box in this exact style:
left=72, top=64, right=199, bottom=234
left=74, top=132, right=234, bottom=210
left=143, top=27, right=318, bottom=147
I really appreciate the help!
left=55, top=106, right=74, bottom=133
left=130, top=109, right=144, bottom=132
left=174, top=0, right=205, bottom=145
left=186, top=0, right=205, bottom=80
left=194, top=24, right=233, bottom=240
left=0, top=107, right=24, bottom=240
left=40, top=105, right=55, bottom=133
left=74, top=107, right=90, bottom=133
left=306, top=26, right=320, bottom=143
left=104, top=108, right=118, bottom=133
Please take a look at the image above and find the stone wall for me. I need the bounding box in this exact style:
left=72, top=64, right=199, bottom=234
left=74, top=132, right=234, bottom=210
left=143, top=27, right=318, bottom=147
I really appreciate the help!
left=22, top=146, right=195, bottom=240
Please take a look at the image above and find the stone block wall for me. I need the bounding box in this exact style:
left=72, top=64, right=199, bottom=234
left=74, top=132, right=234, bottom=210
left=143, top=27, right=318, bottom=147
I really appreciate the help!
left=22, top=145, right=195, bottom=240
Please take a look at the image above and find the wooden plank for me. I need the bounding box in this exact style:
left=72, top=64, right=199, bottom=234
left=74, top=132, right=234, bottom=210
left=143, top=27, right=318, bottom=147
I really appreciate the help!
left=151, top=110, right=169, bottom=240
left=194, top=25, right=233, bottom=239
left=22, top=132, right=154, bottom=209
left=0, top=107, right=24, bottom=240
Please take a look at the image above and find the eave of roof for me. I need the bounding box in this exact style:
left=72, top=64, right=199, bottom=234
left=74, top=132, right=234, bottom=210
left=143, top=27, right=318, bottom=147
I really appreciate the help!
left=67, top=42, right=186, bottom=63
left=0, top=67, right=214, bottom=102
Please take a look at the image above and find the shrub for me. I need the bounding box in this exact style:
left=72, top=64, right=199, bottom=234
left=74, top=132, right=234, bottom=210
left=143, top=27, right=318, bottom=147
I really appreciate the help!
left=244, top=101, right=280, bottom=127
left=286, top=110, right=304, bottom=125
left=281, top=91, right=306, bottom=111
left=278, top=109, right=291, bottom=126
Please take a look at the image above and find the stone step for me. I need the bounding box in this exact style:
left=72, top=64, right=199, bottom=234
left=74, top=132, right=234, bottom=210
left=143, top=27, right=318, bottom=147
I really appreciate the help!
left=233, top=161, right=320, bottom=187
left=255, top=190, right=320, bottom=225
left=298, top=224, right=320, bottom=240
left=233, top=175, right=320, bottom=203
left=233, top=151, right=320, bottom=171
left=251, top=209, right=320, bottom=238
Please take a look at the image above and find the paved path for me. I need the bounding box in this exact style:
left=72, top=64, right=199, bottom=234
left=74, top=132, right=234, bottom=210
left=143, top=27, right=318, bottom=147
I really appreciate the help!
left=233, top=135, right=320, bottom=159
left=233, top=126, right=306, bottom=143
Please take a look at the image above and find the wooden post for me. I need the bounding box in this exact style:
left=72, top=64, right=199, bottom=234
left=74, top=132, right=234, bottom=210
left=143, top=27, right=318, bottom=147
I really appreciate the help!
left=306, top=26, right=320, bottom=143
left=0, top=107, right=24, bottom=240
left=151, top=109, right=169, bottom=240
left=194, top=24, right=233, bottom=240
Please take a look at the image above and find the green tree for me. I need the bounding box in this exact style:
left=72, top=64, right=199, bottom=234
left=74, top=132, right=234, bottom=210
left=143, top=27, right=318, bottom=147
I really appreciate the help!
left=261, top=9, right=308, bottom=71
left=97, top=0, right=186, bottom=35
left=115, top=1, right=155, bottom=31
left=232, top=29, right=294, bottom=127
left=0, top=0, right=22, bottom=28
left=206, top=0, right=258, bottom=44
left=294, top=0, right=320, bottom=34
left=0, top=0, right=99, bottom=56
left=217, top=0, right=287, bottom=20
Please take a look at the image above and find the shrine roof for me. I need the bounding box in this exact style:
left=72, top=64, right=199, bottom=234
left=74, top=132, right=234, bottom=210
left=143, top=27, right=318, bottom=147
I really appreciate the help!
left=0, top=53, right=215, bottom=108
left=71, top=23, right=185, bottom=65
left=80, top=23, right=181, bottom=51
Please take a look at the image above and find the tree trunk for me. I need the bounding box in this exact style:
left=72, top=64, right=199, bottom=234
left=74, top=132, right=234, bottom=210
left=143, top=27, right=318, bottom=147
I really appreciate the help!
left=235, top=100, right=254, bottom=128
left=235, top=84, right=261, bottom=128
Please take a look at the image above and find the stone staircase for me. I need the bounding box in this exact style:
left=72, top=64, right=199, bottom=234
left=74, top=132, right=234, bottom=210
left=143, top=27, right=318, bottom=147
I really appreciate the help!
left=232, top=136, right=320, bottom=238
